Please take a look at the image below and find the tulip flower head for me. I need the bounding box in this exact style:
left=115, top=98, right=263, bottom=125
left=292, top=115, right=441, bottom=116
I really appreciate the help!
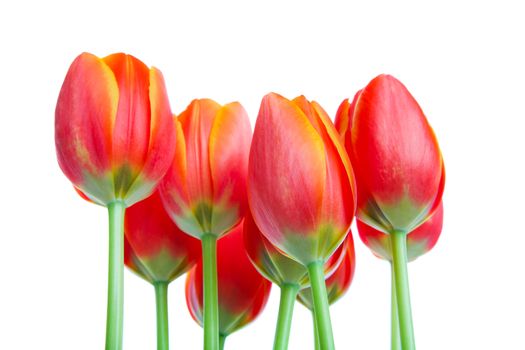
left=160, top=99, right=252, bottom=239
left=248, top=93, right=357, bottom=266
left=56, top=52, right=175, bottom=207
left=244, top=211, right=347, bottom=288
left=124, top=191, right=201, bottom=283
left=358, top=202, right=443, bottom=262
left=297, top=235, right=356, bottom=310
left=336, top=75, right=445, bottom=234
left=185, top=224, right=272, bottom=336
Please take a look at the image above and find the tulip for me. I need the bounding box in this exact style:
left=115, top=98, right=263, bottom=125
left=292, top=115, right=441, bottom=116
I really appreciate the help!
left=336, top=74, right=445, bottom=349
left=185, top=224, right=272, bottom=350
left=55, top=52, right=175, bottom=350
left=124, top=191, right=201, bottom=350
left=243, top=212, right=346, bottom=350
left=160, top=99, right=251, bottom=350
left=357, top=202, right=443, bottom=350
left=248, top=93, right=356, bottom=349
left=297, top=236, right=356, bottom=350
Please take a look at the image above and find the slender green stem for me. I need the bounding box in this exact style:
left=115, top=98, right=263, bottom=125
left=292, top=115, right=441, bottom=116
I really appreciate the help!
left=307, top=261, right=335, bottom=350
left=154, top=282, right=169, bottom=350
left=273, top=283, right=299, bottom=350
left=391, top=263, right=401, bottom=350
left=106, top=201, right=126, bottom=350
left=219, top=334, right=226, bottom=350
left=391, top=230, right=416, bottom=350
left=202, top=234, right=219, bottom=350
left=312, top=310, right=321, bottom=350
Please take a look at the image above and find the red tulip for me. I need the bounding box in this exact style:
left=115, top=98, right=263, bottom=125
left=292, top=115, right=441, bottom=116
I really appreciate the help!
left=337, top=75, right=445, bottom=349
left=297, top=234, right=356, bottom=309
left=56, top=52, right=175, bottom=206
left=159, top=99, right=251, bottom=239
left=160, top=99, right=252, bottom=349
left=55, top=52, right=175, bottom=350
left=337, top=75, right=444, bottom=234
left=124, top=191, right=201, bottom=283
left=185, top=224, right=271, bottom=345
left=358, top=202, right=444, bottom=262
left=248, top=93, right=356, bottom=349
left=248, top=93, right=356, bottom=266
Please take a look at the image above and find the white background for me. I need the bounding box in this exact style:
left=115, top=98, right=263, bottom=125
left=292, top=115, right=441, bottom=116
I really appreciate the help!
left=1, top=0, right=524, bottom=349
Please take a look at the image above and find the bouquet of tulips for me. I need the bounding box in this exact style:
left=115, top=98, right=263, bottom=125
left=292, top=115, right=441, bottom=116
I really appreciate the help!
left=55, top=52, right=445, bottom=350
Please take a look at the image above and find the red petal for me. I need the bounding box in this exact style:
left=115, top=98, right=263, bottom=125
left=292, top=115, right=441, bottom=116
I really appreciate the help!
left=55, top=52, right=117, bottom=186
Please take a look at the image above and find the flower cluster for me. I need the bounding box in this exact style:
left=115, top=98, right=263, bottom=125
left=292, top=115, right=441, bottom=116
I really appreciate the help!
left=56, top=52, right=444, bottom=350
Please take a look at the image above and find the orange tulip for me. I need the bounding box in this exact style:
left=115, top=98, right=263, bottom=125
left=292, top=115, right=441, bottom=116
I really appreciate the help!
left=55, top=52, right=175, bottom=350
left=159, top=99, right=252, bottom=350
left=56, top=52, right=175, bottom=206
left=248, top=93, right=356, bottom=350
left=159, top=99, right=251, bottom=239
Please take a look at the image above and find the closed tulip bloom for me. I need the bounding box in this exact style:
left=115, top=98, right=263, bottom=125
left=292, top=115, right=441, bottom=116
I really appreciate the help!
left=125, top=191, right=201, bottom=283
left=337, top=75, right=445, bottom=349
left=185, top=224, right=271, bottom=349
left=56, top=52, right=175, bottom=207
left=125, top=190, right=200, bottom=350
left=338, top=75, right=444, bottom=234
left=160, top=99, right=251, bottom=239
left=248, top=93, right=356, bottom=349
left=358, top=202, right=443, bottom=262
left=297, top=234, right=356, bottom=309
left=160, top=99, right=252, bottom=350
left=243, top=211, right=346, bottom=350
left=55, top=52, right=175, bottom=350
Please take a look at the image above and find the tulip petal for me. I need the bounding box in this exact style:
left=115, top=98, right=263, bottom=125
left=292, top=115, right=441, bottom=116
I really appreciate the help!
left=179, top=99, right=221, bottom=229
left=124, top=67, right=176, bottom=205
left=209, top=102, right=252, bottom=235
left=249, top=93, right=326, bottom=262
left=334, top=98, right=351, bottom=136
left=55, top=52, right=118, bottom=204
left=103, top=53, right=151, bottom=175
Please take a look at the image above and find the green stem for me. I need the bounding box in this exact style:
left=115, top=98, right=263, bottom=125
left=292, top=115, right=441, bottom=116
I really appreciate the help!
left=273, top=283, right=299, bottom=350
left=312, top=310, right=321, bottom=350
left=391, top=230, right=416, bottom=350
left=154, top=282, right=169, bottom=350
left=391, top=263, right=401, bottom=350
left=307, top=261, right=335, bottom=350
left=219, top=334, right=226, bottom=350
left=202, top=234, right=219, bottom=350
left=106, top=201, right=125, bottom=350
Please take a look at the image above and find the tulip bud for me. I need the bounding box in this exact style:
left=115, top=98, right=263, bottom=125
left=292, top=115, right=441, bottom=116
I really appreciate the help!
left=337, top=75, right=444, bottom=233
left=248, top=93, right=356, bottom=266
left=297, top=235, right=356, bottom=309
left=124, top=191, right=201, bottom=283
left=159, top=99, right=251, bottom=239
left=358, top=202, right=443, bottom=262
left=56, top=52, right=175, bottom=206
left=185, top=224, right=272, bottom=337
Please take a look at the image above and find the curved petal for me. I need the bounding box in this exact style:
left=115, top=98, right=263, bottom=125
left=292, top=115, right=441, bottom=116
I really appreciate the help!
left=55, top=52, right=118, bottom=204
left=103, top=53, right=151, bottom=173
left=334, top=98, right=351, bottom=137
left=179, top=99, right=220, bottom=205
left=124, top=67, right=176, bottom=205
left=248, top=93, right=326, bottom=264
left=209, top=102, right=252, bottom=235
